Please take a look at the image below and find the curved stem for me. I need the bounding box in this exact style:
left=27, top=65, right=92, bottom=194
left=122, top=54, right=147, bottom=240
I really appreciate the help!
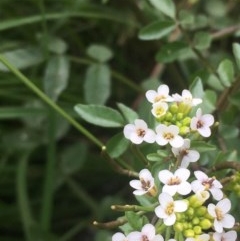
left=0, top=55, right=103, bottom=148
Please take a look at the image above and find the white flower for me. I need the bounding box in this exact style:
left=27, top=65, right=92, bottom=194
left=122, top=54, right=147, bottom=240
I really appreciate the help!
left=155, top=124, right=184, bottom=148
left=191, top=171, right=223, bottom=201
left=207, top=198, right=235, bottom=233
left=146, top=84, right=173, bottom=103
left=158, top=168, right=192, bottom=196
left=185, top=234, right=210, bottom=241
left=190, top=108, right=214, bottom=137
left=129, top=169, right=156, bottom=196
left=124, top=119, right=156, bottom=144
left=127, top=224, right=164, bottom=241
left=155, top=192, right=188, bottom=226
left=112, top=232, right=128, bottom=241
left=151, top=102, right=168, bottom=118
left=172, top=89, right=202, bottom=107
left=213, top=230, right=237, bottom=241
left=171, top=139, right=200, bottom=168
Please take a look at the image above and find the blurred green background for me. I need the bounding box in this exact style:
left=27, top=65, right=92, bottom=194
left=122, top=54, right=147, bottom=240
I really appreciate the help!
left=0, top=0, right=240, bottom=240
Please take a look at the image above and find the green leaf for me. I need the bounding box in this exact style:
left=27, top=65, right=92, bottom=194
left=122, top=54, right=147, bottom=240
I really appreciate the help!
left=233, top=43, right=240, bottom=70
left=217, top=59, right=235, bottom=87
left=156, top=41, right=189, bottom=63
left=106, top=133, right=129, bottom=158
left=60, top=142, right=88, bottom=175
left=125, top=211, right=143, bottom=230
left=191, top=141, right=216, bottom=152
left=74, top=104, right=124, bottom=127
left=84, top=64, right=111, bottom=105
left=201, top=90, right=217, bottom=113
left=87, top=44, right=113, bottom=62
left=117, top=103, right=138, bottom=123
left=148, top=0, right=176, bottom=19
left=147, top=153, right=162, bottom=162
left=219, top=125, right=239, bottom=139
left=179, top=10, right=195, bottom=28
left=43, top=55, right=70, bottom=101
left=190, top=77, right=204, bottom=99
left=138, top=20, right=175, bottom=40
left=193, top=31, right=212, bottom=50
left=206, top=74, right=224, bottom=91
left=0, top=47, right=44, bottom=71
left=47, top=36, right=68, bottom=54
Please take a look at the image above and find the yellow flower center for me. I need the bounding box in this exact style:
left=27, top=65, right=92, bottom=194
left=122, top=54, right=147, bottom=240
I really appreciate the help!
left=163, top=132, right=174, bottom=140
left=165, top=202, right=174, bottom=215
left=154, top=95, right=165, bottom=102
left=215, top=207, right=223, bottom=221
left=155, top=106, right=166, bottom=117
left=168, top=176, right=181, bottom=185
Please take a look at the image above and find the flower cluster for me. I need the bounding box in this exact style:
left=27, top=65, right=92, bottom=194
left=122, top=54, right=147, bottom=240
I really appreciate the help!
left=111, top=84, right=237, bottom=241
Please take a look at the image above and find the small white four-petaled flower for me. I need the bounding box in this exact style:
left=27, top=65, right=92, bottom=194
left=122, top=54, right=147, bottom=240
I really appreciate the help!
left=123, top=119, right=156, bottom=144
left=191, top=170, right=223, bottom=201
left=190, top=108, right=214, bottom=137
left=155, top=192, right=188, bottom=226
left=155, top=124, right=184, bottom=148
left=151, top=101, right=168, bottom=118
left=127, top=223, right=164, bottom=241
left=212, top=230, right=237, bottom=241
left=129, top=169, right=156, bottom=196
left=207, top=198, right=235, bottom=233
left=112, top=232, right=128, bottom=241
left=172, top=89, right=202, bottom=107
left=158, top=168, right=192, bottom=196
left=146, top=84, right=173, bottom=103
left=171, top=139, right=200, bottom=168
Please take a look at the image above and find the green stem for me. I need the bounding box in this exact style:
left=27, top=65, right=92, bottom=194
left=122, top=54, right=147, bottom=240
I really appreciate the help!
left=0, top=55, right=103, bottom=148
left=165, top=226, right=172, bottom=241
left=40, top=109, right=57, bottom=231
left=17, top=152, right=35, bottom=241
left=131, top=144, right=149, bottom=166
left=65, top=177, right=98, bottom=214
left=59, top=220, right=88, bottom=241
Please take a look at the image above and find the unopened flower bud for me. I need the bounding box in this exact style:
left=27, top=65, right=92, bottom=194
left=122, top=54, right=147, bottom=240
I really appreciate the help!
left=193, top=225, right=202, bottom=234
left=184, top=229, right=195, bottom=237
left=199, top=218, right=212, bottom=230
left=195, top=206, right=207, bottom=216
left=174, top=222, right=184, bottom=232
left=170, top=104, right=178, bottom=114
left=192, top=217, right=200, bottom=225
left=177, top=113, right=184, bottom=121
